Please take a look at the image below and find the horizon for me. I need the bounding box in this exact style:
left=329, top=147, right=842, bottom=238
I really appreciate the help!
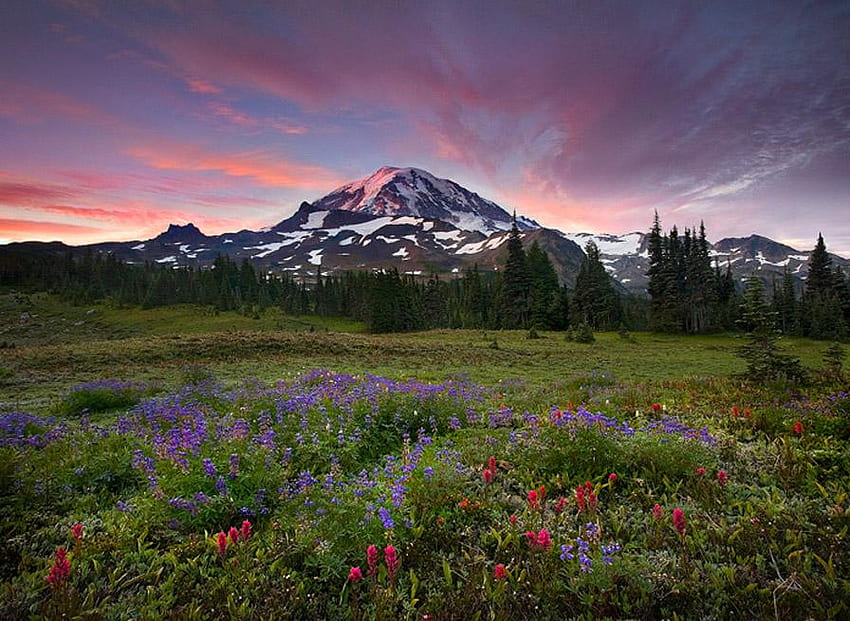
left=1, top=1, right=849, bottom=255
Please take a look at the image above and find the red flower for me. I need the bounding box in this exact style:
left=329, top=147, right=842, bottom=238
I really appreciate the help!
left=744, top=409, right=752, bottom=419
left=240, top=520, right=252, bottom=541
left=70, top=523, right=84, bottom=543
left=47, top=547, right=71, bottom=588
left=652, top=402, right=662, bottom=412
left=527, top=489, right=539, bottom=509
left=717, top=470, right=728, bottom=486
left=509, top=514, right=517, bottom=526
left=216, top=531, right=228, bottom=556
left=538, top=485, right=546, bottom=501
left=536, top=529, right=552, bottom=550
left=348, top=566, right=363, bottom=582
left=483, top=469, right=494, bottom=484
left=673, top=508, right=687, bottom=537
left=696, top=467, right=706, bottom=476
left=652, top=503, right=663, bottom=522
left=575, top=484, right=585, bottom=512
left=608, top=473, right=617, bottom=483
left=554, top=497, right=567, bottom=515
left=585, top=481, right=597, bottom=512
left=488, top=456, right=496, bottom=473
left=732, top=405, right=740, bottom=417
left=367, top=545, right=379, bottom=577
left=494, top=563, right=508, bottom=581
left=228, top=526, right=240, bottom=544
left=385, top=545, right=399, bottom=582
left=792, top=420, right=804, bottom=435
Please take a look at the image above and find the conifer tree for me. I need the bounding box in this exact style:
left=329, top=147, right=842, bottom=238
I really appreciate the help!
left=500, top=213, right=531, bottom=329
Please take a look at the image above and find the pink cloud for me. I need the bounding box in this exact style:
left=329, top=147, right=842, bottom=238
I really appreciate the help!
left=126, top=139, right=341, bottom=189
left=0, top=217, right=104, bottom=238
left=0, top=181, right=78, bottom=205
left=0, top=83, right=101, bottom=124
left=186, top=77, right=221, bottom=94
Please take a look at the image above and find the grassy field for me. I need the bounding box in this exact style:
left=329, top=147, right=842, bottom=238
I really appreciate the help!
left=1, top=293, right=848, bottom=619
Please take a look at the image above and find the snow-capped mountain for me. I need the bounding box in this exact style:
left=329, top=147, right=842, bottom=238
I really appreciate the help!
left=2, top=166, right=846, bottom=293
left=558, top=231, right=848, bottom=294
left=307, top=166, right=538, bottom=235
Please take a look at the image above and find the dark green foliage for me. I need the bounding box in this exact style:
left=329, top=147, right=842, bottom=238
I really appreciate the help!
left=571, top=241, right=621, bottom=329
left=499, top=215, right=531, bottom=329
left=822, top=342, right=846, bottom=382
left=646, top=215, right=734, bottom=333
left=574, top=321, right=595, bottom=343
left=737, top=277, right=805, bottom=382
left=800, top=235, right=849, bottom=341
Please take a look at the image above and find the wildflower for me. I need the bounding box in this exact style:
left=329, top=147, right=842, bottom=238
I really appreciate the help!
left=240, top=520, right=252, bottom=540
left=553, top=497, right=567, bottom=515
left=228, top=453, right=239, bottom=479
left=608, top=473, right=617, bottom=483
left=348, top=566, right=363, bottom=582
left=601, top=542, right=622, bottom=566
left=458, top=497, right=469, bottom=511
left=367, top=545, right=379, bottom=577
left=483, top=469, right=494, bottom=484
left=652, top=503, right=664, bottom=521
left=536, top=529, right=552, bottom=550
left=494, top=563, right=508, bottom=581
left=70, top=523, right=84, bottom=544
left=525, top=530, right=537, bottom=545
left=47, top=547, right=71, bottom=588
left=378, top=506, right=395, bottom=530
left=488, top=456, right=496, bottom=472
left=423, top=466, right=434, bottom=482
left=575, top=484, right=585, bottom=512
left=792, top=420, right=804, bottom=435
left=216, top=531, right=227, bottom=556
left=385, top=545, right=399, bottom=582
left=228, top=526, right=240, bottom=544
left=527, top=489, right=539, bottom=510
left=732, top=405, right=740, bottom=417
left=652, top=402, right=662, bottom=412
left=585, top=482, right=597, bottom=512
left=744, top=409, right=752, bottom=419
left=509, top=514, right=517, bottom=526
left=717, top=470, right=728, bottom=486
left=559, top=543, right=574, bottom=561
left=673, top=508, right=686, bottom=537
left=696, top=467, right=706, bottom=476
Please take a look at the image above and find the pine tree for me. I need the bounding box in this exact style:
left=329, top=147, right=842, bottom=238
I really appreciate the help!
left=571, top=241, right=621, bottom=329
left=737, top=276, right=804, bottom=382
left=526, top=241, right=560, bottom=329
left=500, top=214, right=531, bottom=329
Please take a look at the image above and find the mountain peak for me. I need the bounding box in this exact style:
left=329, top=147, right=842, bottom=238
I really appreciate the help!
left=307, top=166, right=538, bottom=235
left=155, top=223, right=207, bottom=243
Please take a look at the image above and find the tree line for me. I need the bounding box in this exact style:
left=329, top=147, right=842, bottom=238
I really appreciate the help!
left=2, top=214, right=847, bottom=339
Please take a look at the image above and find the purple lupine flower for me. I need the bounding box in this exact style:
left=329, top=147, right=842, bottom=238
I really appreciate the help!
left=378, top=507, right=395, bottom=530
left=228, top=454, right=239, bottom=479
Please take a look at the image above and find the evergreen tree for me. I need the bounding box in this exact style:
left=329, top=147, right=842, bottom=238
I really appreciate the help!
left=737, top=276, right=804, bottom=382
left=571, top=241, right=621, bottom=329
left=499, top=214, right=531, bottom=329
left=526, top=241, right=561, bottom=329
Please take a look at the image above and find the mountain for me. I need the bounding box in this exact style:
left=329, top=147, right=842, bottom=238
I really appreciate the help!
left=302, top=166, right=539, bottom=235
left=564, top=231, right=849, bottom=294
left=1, top=165, right=847, bottom=293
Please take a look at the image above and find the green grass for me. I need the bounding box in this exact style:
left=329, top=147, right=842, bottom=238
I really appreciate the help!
left=2, top=297, right=849, bottom=619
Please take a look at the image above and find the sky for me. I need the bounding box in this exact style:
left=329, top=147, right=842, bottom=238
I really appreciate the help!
left=1, top=0, right=848, bottom=255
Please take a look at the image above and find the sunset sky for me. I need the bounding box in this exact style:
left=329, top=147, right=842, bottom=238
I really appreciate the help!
left=1, top=0, right=848, bottom=255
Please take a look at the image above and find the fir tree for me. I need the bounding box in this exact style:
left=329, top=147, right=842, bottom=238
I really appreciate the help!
left=500, top=213, right=531, bottom=329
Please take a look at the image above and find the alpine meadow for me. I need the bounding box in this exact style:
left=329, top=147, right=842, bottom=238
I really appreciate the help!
left=2, top=1, right=850, bottom=620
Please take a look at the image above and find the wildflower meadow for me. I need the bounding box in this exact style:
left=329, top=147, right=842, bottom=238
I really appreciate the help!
left=1, top=335, right=849, bottom=619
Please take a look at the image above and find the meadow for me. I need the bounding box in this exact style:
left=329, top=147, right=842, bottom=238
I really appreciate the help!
left=1, top=293, right=848, bottom=619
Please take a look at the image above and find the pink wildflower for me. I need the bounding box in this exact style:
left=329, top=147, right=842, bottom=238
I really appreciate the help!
left=367, top=544, right=379, bottom=577
left=483, top=469, right=494, bottom=484
left=673, top=508, right=687, bottom=537
left=385, top=545, right=399, bottom=582
left=717, top=470, right=728, bottom=486
left=228, top=526, right=239, bottom=544
left=792, top=420, right=804, bottom=435
left=527, top=489, right=539, bottom=510
left=216, top=531, right=228, bottom=556
left=608, top=473, right=617, bottom=483
left=70, top=523, right=84, bottom=544
left=240, top=519, right=252, bottom=541
left=536, top=529, right=552, bottom=550
left=348, top=566, right=363, bottom=582
left=554, top=497, right=567, bottom=515
left=652, top=503, right=664, bottom=522
left=488, top=456, right=496, bottom=473
left=494, top=563, right=508, bottom=581
left=47, top=547, right=71, bottom=588
left=696, top=467, right=706, bottom=476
